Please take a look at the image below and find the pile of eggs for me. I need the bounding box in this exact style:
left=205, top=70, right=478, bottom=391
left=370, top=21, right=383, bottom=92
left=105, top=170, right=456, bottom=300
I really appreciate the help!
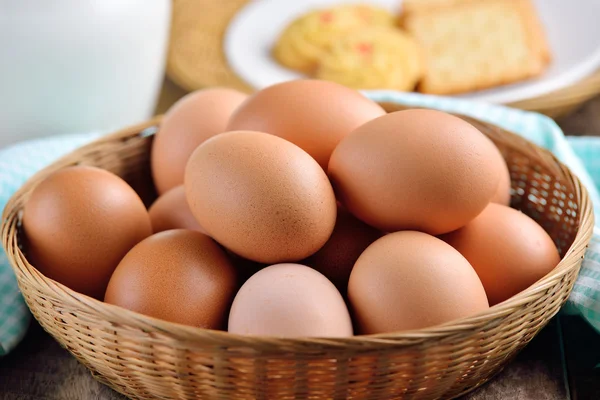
left=22, top=80, right=560, bottom=337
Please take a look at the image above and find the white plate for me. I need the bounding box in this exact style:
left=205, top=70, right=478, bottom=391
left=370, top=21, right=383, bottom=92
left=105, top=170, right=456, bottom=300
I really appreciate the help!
left=225, top=0, right=600, bottom=104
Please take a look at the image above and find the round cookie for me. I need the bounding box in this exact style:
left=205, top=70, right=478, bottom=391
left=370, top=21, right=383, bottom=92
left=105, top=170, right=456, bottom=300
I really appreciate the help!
left=316, top=27, right=423, bottom=91
left=273, top=6, right=394, bottom=73
left=337, top=4, right=395, bottom=26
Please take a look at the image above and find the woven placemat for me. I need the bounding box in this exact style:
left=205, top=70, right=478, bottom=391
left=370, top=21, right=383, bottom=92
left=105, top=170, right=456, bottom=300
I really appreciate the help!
left=166, top=0, right=600, bottom=118
left=167, top=0, right=252, bottom=93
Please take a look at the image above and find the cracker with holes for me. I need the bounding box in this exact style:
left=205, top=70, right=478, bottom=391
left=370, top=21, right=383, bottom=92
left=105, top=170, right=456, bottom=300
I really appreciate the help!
left=316, top=27, right=423, bottom=91
left=400, top=0, right=551, bottom=95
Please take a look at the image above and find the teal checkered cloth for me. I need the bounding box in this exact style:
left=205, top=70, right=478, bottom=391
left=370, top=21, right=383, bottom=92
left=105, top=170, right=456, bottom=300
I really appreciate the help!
left=561, top=137, right=600, bottom=321
left=0, top=132, right=102, bottom=355
left=2, top=92, right=600, bottom=355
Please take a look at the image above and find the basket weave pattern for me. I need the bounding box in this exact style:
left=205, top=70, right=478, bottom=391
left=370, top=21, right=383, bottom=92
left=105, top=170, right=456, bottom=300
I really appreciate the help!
left=1, top=105, right=594, bottom=400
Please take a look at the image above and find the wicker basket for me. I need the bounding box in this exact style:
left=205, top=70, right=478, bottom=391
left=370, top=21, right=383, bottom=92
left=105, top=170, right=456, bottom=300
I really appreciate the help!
left=1, top=104, right=594, bottom=400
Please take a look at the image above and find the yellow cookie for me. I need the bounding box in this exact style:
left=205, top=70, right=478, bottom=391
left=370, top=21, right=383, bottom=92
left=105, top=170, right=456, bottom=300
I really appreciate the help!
left=316, top=27, right=423, bottom=91
left=273, top=5, right=395, bottom=73
left=337, top=4, right=396, bottom=26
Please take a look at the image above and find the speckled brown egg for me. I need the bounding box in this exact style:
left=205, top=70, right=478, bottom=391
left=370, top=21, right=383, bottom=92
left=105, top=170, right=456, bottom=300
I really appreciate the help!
left=228, top=263, right=353, bottom=337
left=185, top=130, right=337, bottom=264
left=104, top=229, right=238, bottom=328
left=151, top=88, right=248, bottom=194
left=304, top=205, right=382, bottom=295
left=22, top=166, right=152, bottom=299
left=148, top=185, right=205, bottom=234
left=226, top=80, right=385, bottom=168
left=440, top=203, right=560, bottom=305
left=329, top=109, right=501, bottom=235
left=348, top=231, right=489, bottom=334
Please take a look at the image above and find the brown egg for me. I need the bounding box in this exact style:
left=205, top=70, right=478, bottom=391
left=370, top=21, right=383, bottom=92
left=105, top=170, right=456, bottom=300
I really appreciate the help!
left=304, top=206, right=382, bottom=294
left=226, top=80, right=385, bottom=168
left=185, top=130, right=337, bottom=264
left=151, top=88, right=248, bottom=194
left=329, top=109, right=501, bottom=235
left=228, top=263, right=353, bottom=337
left=148, top=185, right=205, bottom=234
left=440, top=203, right=560, bottom=305
left=22, top=166, right=152, bottom=299
left=105, top=229, right=238, bottom=328
left=348, top=231, right=489, bottom=334
left=491, top=153, right=512, bottom=205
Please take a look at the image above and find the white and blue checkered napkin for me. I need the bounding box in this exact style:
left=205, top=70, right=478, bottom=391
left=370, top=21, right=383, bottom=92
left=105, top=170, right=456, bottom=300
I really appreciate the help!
left=0, top=132, right=102, bottom=355
left=2, top=92, right=600, bottom=355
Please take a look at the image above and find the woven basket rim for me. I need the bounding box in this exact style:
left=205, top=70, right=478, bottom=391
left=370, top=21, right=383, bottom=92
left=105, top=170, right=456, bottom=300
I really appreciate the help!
left=1, top=111, right=595, bottom=350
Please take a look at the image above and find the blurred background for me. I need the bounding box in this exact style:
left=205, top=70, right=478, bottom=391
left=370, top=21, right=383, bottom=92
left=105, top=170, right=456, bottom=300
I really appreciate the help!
left=2, top=0, right=600, bottom=149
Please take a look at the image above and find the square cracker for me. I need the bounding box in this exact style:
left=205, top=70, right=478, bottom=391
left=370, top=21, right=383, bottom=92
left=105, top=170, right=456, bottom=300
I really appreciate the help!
left=400, top=0, right=551, bottom=95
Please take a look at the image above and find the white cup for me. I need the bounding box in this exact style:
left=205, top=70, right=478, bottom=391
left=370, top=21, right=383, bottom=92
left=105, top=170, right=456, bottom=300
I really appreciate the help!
left=0, top=0, right=171, bottom=148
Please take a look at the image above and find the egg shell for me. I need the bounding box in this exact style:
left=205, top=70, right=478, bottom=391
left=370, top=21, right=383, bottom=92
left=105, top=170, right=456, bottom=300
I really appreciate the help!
left=226, top=79, right=385, bottom=169
left=491, top=152, right=512, bottom=206
left=22, top=166, right=152, bottom=299
left=440, top=203, right=561, bottom=305
left=348, top=231, right=489, bottom=334
left=228, top=263, right=353, bottom=337
left=185, top=130, right=337, bottom=264
left=148, top=185, right=205, bottom=234
left=104, top=229, right=238, bottom=329
left=328, top=109, right=501, bottom=235
left=151, top=87, right=248, bottom=194
left=303, top=205, right=382, bottom=295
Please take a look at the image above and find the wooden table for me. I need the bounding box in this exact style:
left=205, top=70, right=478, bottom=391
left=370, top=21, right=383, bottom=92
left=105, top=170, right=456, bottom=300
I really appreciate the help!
left=2, top=81, right=600, bottom=400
